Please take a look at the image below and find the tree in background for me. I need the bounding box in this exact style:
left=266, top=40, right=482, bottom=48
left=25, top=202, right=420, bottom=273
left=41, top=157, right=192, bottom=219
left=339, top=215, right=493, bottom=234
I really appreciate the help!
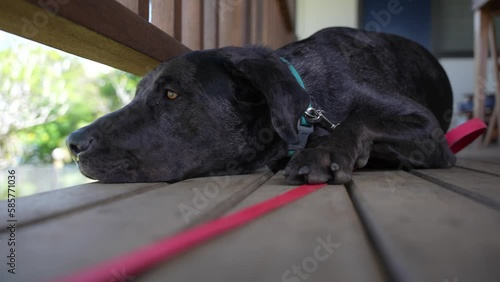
left=0, top=42, right=140, bottom=167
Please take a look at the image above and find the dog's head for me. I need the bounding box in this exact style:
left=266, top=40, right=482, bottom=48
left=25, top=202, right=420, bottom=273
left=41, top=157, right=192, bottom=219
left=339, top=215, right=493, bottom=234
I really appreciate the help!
left=66, top=46, right=309, bottom=182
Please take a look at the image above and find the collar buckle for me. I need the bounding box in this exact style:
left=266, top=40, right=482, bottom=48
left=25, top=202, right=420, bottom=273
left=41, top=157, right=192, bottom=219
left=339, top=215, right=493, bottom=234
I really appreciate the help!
left=287, top=119, right=314, bottom=156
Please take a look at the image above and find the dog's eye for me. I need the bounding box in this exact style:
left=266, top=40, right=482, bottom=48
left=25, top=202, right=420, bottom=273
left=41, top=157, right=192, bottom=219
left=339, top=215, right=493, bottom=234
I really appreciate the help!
left=166, top=90, right=178, bottom=100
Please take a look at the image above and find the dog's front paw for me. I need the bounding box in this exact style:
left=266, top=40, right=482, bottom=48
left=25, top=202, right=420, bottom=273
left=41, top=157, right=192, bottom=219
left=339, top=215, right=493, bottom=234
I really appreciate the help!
left=284, top=145, right=369, bottom=185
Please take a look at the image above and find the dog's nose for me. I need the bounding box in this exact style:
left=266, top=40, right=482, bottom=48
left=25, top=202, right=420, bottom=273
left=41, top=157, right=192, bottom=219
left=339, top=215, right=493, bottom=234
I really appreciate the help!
left=66, top=130, right=94, bottom=156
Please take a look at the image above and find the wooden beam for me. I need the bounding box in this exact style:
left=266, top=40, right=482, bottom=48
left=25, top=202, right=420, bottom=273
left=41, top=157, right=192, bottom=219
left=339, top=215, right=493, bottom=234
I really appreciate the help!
left=0, top=0, right=190, bottom=76
left=138, top=0, right=150, bottom=20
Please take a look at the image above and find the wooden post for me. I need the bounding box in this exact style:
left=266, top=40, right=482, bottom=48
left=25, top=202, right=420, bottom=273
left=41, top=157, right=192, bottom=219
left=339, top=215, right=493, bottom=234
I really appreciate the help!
left=485, top=10, right=500, bottom=144
left=203, top=0, right=219, bottom=49
left=218, top=0, right=246, bottom=47
left=473, top=8, right=490, bottom=124
left=151, top=0, right=176, bottom=37
left=181, top=0, right=202, bottom=50
left=249, top=0, right=263, bottom=44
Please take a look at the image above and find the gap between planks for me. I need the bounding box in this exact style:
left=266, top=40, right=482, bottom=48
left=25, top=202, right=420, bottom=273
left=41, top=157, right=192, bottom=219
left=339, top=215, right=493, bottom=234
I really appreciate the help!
left=410, top=169, right=500, bottom=212
left=179, top=170, right=275, bottom=230
left=346, top=170, right=500, bottom=282
left=346, top=180, right=410, bottom=282
left=0, top=182, right=167, bottom=232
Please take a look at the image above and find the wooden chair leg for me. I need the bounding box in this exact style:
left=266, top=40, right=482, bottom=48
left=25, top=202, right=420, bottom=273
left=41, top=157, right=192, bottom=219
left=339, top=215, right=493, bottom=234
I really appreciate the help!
left=484, top=11, right=500, bottom=145
left=474, top=8, right=490, bottom=131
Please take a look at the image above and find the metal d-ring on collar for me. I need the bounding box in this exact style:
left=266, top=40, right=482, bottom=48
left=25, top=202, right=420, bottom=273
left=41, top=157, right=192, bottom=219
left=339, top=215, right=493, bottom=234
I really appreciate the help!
left=280, top=57, right=339, bottom=156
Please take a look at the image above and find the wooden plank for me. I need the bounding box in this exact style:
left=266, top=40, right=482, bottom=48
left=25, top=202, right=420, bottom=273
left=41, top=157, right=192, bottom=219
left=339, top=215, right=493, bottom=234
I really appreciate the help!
left=0, top=0, right=190, bottom=76
left=203, top=0, right=218, bottom=49
left=261, top=0, right=272, bottom=47
left=456, top=158, right=500, bottom=176
left=457, top=146, right=500, bottom=164
left=218, top=0, right=246, bottom=46
left=348, top=170, right=500, bottom=282
left=412, top=167, right=500, bottom=211
left=0, top=182, right=165, bottom=230
left=249, top=0, right=263, bottom=44
left=140, top=173, right=386, bottom=282
left=181, top=0, right=202, bottom=50
left=151, top=0, right=175, bottom=36
left=0, top=171, right=272, bottom=282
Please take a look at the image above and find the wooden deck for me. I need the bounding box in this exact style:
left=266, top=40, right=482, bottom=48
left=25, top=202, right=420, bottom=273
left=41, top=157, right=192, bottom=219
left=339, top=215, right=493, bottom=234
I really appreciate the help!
left=1, top=148, right=500, bottom=282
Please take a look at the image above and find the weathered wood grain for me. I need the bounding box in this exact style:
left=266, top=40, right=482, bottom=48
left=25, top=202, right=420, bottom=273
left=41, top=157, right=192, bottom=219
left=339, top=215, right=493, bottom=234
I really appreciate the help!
left=116, top=0, right=149, bottom=19
left=0, top=182, right=165, bottom=230
left=0, top=171, right=272, bottom=282
left=412, top=167, right=500, bottom=211
left=151, top=0, right=176, bottom=36
left=456, top=158, right=500, bottom=176
left=203, top=0, right=218, bottom=49
left=181, top=0, right=202, bottom=50
left=139, top=173, right=386, bottom=282
left=218, top=0, right=246, bottom=47
left=348, top=170, right=500, bottom=282
left=0, top=0, right=190, bottom=76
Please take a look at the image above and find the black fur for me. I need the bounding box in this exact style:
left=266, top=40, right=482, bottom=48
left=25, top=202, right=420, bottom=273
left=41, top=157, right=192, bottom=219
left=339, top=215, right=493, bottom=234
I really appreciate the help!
left=66, top=27, right=456, bottom=184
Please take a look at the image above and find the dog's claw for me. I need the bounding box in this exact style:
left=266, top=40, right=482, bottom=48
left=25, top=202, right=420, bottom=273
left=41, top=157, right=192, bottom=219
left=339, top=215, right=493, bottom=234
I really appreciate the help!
left=330, top=163, right=340, bottom=172
left=298, top=166, right=309, bottom=176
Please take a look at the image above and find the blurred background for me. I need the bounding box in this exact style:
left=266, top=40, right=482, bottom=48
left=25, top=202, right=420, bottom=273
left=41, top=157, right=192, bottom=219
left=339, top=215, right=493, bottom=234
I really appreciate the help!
left=0, top=32, right=140, bottom=198
left=0, top=0, right=496, bottom=199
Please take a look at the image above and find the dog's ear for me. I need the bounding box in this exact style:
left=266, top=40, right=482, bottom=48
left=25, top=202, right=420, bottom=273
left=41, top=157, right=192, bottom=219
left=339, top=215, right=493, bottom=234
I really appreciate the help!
left=219, top=46, right=310, bottom=145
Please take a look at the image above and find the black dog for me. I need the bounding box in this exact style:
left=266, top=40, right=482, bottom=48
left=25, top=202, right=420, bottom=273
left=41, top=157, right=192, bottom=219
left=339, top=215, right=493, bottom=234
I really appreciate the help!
left=66, top=27, right=456, bottom=184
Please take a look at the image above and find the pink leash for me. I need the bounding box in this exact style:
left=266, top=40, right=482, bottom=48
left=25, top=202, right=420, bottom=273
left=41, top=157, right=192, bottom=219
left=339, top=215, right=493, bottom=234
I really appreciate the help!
left=53, top=184, right=327, bottom=282
left=445, top=118, right=486, bottom=154
left=53, top=119, right=486, bottom=282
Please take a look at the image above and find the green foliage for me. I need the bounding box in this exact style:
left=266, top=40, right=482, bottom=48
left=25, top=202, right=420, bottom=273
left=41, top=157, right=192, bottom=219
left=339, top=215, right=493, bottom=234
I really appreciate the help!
left=0, top=42, right=140, bottom=166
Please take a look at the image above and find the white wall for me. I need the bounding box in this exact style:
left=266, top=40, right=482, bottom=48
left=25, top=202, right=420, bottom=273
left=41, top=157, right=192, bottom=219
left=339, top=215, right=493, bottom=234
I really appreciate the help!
left=439, top=58, right=495, bottom=127
left=296, top=0, right=359, bottom=40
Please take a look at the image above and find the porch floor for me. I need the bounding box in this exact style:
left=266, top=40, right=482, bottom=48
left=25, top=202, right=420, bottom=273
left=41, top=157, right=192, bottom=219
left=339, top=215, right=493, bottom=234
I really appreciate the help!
left=1, top=147, right=500, bottom=282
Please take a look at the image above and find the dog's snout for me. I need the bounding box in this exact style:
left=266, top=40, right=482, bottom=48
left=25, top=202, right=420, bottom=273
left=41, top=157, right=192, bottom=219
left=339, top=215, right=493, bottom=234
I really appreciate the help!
left=66, top=130, right=95, bottom=156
